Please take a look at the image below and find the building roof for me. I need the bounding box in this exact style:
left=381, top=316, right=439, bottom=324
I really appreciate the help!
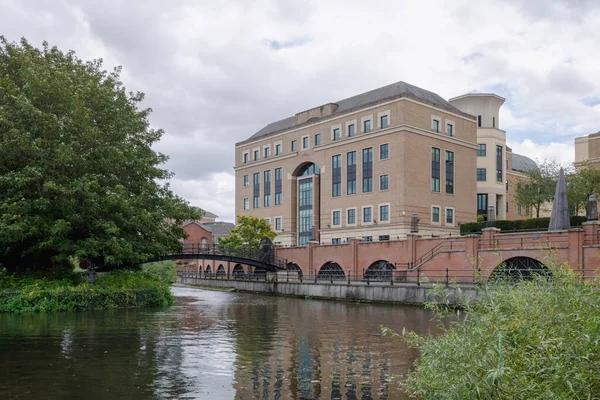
left=512, top=153, right=537, bottom=173
left=200, top=222, right=235, bottom=236
left=243, top=81, right=474, bottom=143
left=191, top=207, right=218, bottom=219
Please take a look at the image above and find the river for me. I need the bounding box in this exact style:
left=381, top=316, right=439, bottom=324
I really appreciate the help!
left=0, top=285, right=438, bottom=399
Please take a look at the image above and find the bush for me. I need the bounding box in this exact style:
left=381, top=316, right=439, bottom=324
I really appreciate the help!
left=393, top=267, right=600, bottom=399
left=460, top=215, right=588, bottom=235
left=142, top=261, right=178, bottom=284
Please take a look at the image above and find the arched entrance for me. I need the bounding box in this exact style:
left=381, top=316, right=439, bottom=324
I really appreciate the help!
left=490, top=257, right=548, bottom=282
left=205, top=265, right=211, bottom=276
left=317, top=262, right=345, bottom=280
left=286, top=262, right=303, bottom=279
left=232, top=264, right=245, bottom=278
left=217, top=264, right=225, bottom=277
left=293, top=162, right=321, bottom=247
left=364, top=260, right=395, bottom=281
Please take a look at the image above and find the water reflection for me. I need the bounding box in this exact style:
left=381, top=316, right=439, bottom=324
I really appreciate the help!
left=0, top=286, right=436, bottom=399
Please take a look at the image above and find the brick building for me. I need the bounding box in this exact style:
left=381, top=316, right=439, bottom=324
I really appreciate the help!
left=182, top=209, right=234, bottom=248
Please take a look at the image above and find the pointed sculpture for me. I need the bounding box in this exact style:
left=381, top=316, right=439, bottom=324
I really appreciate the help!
left=548, top=168, right=571, bottom=230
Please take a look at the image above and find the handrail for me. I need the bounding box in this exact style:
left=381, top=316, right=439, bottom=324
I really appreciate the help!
left=412, top=239, right=465, bottom=270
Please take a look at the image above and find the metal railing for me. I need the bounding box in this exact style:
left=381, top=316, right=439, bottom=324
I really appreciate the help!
left=478, top=233, right=569, bottom=250
left=172, top=243, right=288, bottom=269
left=412, top=238, right=466, bottom=269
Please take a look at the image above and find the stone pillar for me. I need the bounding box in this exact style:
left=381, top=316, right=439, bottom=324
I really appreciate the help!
left=465, top=235, right=480, bottom=272
left=481, top=227, right=500, bottom=249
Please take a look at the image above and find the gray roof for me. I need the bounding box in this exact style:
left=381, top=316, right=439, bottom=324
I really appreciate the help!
left=191, top=207, right=218, bottom=219
left=512, top=153, right=537, bottom=173
left=199, top=222, right=235, bottom=236
left=244, top=81, right=472, bottom=143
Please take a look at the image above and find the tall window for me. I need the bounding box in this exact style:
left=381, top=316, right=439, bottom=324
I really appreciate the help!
left=380, top=115, right=389, bottom=128
left=263, top=170, right=271, bottom=207
left=493, top=117, right=496, bottom=128
left=243, top=175, right=249, bottom=187
left=348, top=124, right=355, bottom=137
left=517, top=204, right=522, bottom=215
left=275, top=167, right=282, bottom=205
left=446, top=208, right=454, bottom=224
left=477, top=115, right=482, bottom=127
left=363, top=207, right=372, bottom=223
left=302, top=136, right=309, bottom=149
left=333, top=128, right=341, bottom=141
left=332, top=210, right=341, bottom=226
left=253, top=172, right=260, bottom=208
left=526, top=204, right=530, bottom=216
left=362, top=148, right=373, bottom=192
left=243, top=153, right=249, bottom=164
left=432, top=119, right=440, bottom=132
left=332, top=154, right=342, bottom=197
left=379, top=205, right=389, bottom=221
left=275, top=143, right=282, bottom=155
left=477, top=168, right=487, bottom=181
left=253, top=150, right=259, bottom=161
left=477, top=143, right=486, bottom=156
left=314, top=133, right=321, bottom=146
left=432, top=207, right=440, bottom=223
left=347, top=151, right=356, bottom=195
left=243, top=198, right=249, bottom=210
left=291, top=140, right=297, bottom=152
left=275, top=217, right=281, bottom=231
left=380, top=143, right=389, bottom=160
left=347, top=209, right=356, bottom=224
left=363, top=119, right=371, bottom=133
left=477, top=194, right=488, bottom=215
left=431, top=147, right=440, bottom=192
left=380, top=174, right=389, bottom=190
left=446, top=123, right=453, bottom=137
left=496, top=145, right=503, bottom=182
left=446, top=151, right=454, bottom=194
left=264, top=147, right=270, bottom=158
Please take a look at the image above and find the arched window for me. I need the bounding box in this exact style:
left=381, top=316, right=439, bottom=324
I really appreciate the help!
left=491, top=257, right=548, bottom=282
left=286, top=262, right=303, bottom=279
left=233, top=264, right=245, bottom=278
left=296, top=162, right=321, bottom=177
left=317, top=262, right=345, bottom=280
left=205, top=265, right=211, bottom=274
left=364, top=260, right=395, bottom=281
left=217, top=264, right=225, bottom=276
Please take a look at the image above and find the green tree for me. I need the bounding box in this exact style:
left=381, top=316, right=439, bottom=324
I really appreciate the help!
left=514, top=159, right=560, bottom=218
left=566, top=163, right=600, bottom=215
left=0, top=38, right=199, bottom=271
left=219, top=216, right=276, bottom=250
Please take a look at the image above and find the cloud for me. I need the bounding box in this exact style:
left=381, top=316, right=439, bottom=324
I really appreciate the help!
left=507, top=139, right=575, bottom=166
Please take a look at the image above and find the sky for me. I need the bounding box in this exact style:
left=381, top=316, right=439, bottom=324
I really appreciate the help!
left=1, top=0, right=599, bottom=222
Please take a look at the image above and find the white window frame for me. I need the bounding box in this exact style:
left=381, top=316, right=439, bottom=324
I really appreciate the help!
left=345, top=119, right=358, bottom=137
left=379, top=142, right=390, bottom=160
left=446, top=119, right=455, bottom=137
left=243, top=198, right=249, bottom=210
left=361, top=115, right=373, bottom=133
left=252, top=147, right=260, bottom=161
left=274, top=140, right=283, bottom=155
left=274, top=216, right=282, bottom=232
left=431, top=205, right=441, bottom=225
left=242, top=151, right=250, bottom=164
left=378, top=203, right=391, bottom=223
left=331, top=209, right=342, bottom=227
left=379, top=174, right=389, bottom=191
left=243, top=174, right=249, bottom=187
left=263, top=144, right=271, bottom=158
left=361, top=205, right=374, bottom=225
left=431, top=115, right=441, bottom=133
left=377, top=110, right=391, bottom=129
left=331, top=124, right=342, bottom=141
left=346, top=207, right=357, bottom=227
left=265, top=217, right=271, bottom=226
left=445, top=207, right=455, bottom=227
left=301, top=134, right=310, bottom=151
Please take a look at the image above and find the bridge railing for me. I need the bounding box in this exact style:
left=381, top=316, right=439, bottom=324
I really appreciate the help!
left=178, top=243, right=288, bottom=269
left=478, top=232, right=570, bottom=250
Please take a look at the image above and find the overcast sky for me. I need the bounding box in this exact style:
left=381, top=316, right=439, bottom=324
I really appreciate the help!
left=2, top=0, right=599, bottom=222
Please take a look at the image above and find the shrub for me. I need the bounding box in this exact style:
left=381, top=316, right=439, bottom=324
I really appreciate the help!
left=392, top=267, right=600, bottom=399
left=460, top=216, right=588, bottom=235
left=142, top=261, right=178, bottom=284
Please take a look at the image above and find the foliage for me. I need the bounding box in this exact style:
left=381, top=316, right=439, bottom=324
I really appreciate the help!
left=566, top=163, right=600, bottom=215
left=142, top=261, right=178, bottom=284
left=0, top=268, right=174, bottom=313
left=388, top=267, right=600, bottom=399
left=0, top=37, right=199, bottom=271
left=476, top=214, right=485, bottom=223
left=460, top=215, right=587, bottom=234
left=514, top=159, right=561, bottom=218
left=218, top=215, right=277, bottom=250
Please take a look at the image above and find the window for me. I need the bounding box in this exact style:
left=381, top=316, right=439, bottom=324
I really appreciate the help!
left=380, top=143, right=389, bottom=160
left=431, top=147, right=440, bottom=192
left=446, top=208, right=454, bottom=225
left=363, top=207, right=372, bottom=223
left=253, top=172, right=260, bottom=208
left=477, top=115, right=482, bottom=127
left=362, top=236, right=373, bottom=242
left=332, top=210, right=341, bottom=226
left=517, top=204, right=522, bottom=215
left=496, top=145, right=503, bottom=182
left=477, top=144, right=486, bottom=157
left=493, top=117, right=496, bottom=128
left=348, top=124, right=355, bottom=137
left=302, top=136, right=309, bottom=149
left=506, top=180, right=509, bottom=191
left=253, top=150, right=259, bottom=161
left=264, top=147, right=270, bottom=158
left=291, top=140, right=297, bottom=152
left=380, top=115, right=389, bottom=129
left=332, top=154, right=342, bottom=197
left=446, top=123, right=453, bottom=137
left=265, top=217, right=271, bottom=226
left=275, top=168, right=282, bottom=205
left=526, top=205, right=530, bottom=216
left=362, top=147, right=373, bottom=193
left=275, top=143, right=282, bottom=155
left=347, top=209, right=356, bottom=225
left=446, top=151, right=454, bottom=194
left=363, top=119, right=371, bottom=133
left=347, top=151, right=357, bottom=195
left=432, top=119, right=440, bottom=132
left=275, top=217, right=282, bottom=231
left=314, top=134, right=321, bottom=146
left=477, top=194, right=488, bottom=215
left=378, top=235, right=390, bottom=241
left=506, top=159, right=508, bottom=169
left=506, top=201, right=509, bottom=213
left=432, top=206, right=440, bottom=223
left=243, top=153, right=249, bottom=164
left=379, top=205, right=389, bottom=221
left=477, top=168, right=487, bottom=181
left=332, top=238, right=342, bottom=245
left=243, top=175, right=249, bottom=187
left=333, top=128, right=341, bottom=141
left=380, top=174, right=389, bottom=190
left=263, top=170, right=271, bottom=207
left=243, top=198, right=249, bottom=210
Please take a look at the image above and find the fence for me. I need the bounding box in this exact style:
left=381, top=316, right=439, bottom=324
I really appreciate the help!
left=478, top=233, right=570, bottom=250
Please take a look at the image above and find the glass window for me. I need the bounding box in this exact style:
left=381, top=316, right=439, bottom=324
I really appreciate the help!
left=432, top=207, right=440, bottom=223
left=333, top=128, right=340, bottom=141
left=265, top=218, right=271, bottom=226
left=347, top=209, right=356, bottom=224
left=446, top=208, right=454, bottom=224
left=332, top=210, right=340, bottom=226
left=379, top=205, right=389, bottom=221
left=362, top=236, right=373, bottom=242
left=378, top=235, right=390, bottom=241
left=332, top=238, right=341, bottom=244
left=477, top=194, right=488, bottom=216
left=493, top=117, right=496, bottom=128
left=477, top=168, right=486, bottom=181
left=362, top=148, right=373, bottom=193
left=432, top=119, right=440, bottom=132
left=253, top=172, right=260, bottom=208
left=380, top=143, right=389, bottom=160
left=446, top=151, right=454, bottom=195
left=380, top=174, right=389, bottom=190
left=332, top=154, right=341, bottom=197
left=275, top=167, right=282, bottom=205
left=363, top=119, right=371, bottom=133
left=526, top=204, right=530, bottom=216
left=264, top=147, right=270, bottom=158
left=506, top=201, right=509, bottom=213
left=477, top=144, right=486, bottom=156
left=478, top=115, right=482, bottom=127
left=517, top=204, right=522, bottom=215
left=243, top=198, right=249, bottom=210
left=363, top=207, right=372, bottom=223
left=446, top=123, right=453, bottom=137
left=431, top=148, right=440, bottom=192
left=291, top=140, right=297, bottom=152
left=243, top=175, right=249, bottom=187
left=302, top=136, right=309, bottom=149
left=314, top=134, right=321, bottom=146
left=275, top=144, right=282, bottom=155
left=496, top=145, right=503, bottom=182
left=348, top=124, right=355, bottom=137
left=253, top=150, right=259, bottom=161
left=380, top=115, right=388, bottom=129
left=347, top=151, right=356, bottom=195
left=243, top=153, right=249, bottom=164
left=275, top=217, right=281, bottom=231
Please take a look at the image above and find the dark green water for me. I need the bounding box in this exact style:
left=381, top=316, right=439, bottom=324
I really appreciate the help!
left=0, top=285, right=437, bottom=399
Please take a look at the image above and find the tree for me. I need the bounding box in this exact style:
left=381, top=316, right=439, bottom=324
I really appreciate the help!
left=218, top=216, right=276, bottom=250
left=566, top=163, right=600, bottom=215
left=0, top=38, right=199, bottom=271
left=514, top=159, right=560, bottom=218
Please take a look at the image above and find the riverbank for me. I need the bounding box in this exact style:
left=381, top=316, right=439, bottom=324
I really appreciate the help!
left=0, top=267, right=175, bottom=313
left=176, top=275, right=480, bottom=305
